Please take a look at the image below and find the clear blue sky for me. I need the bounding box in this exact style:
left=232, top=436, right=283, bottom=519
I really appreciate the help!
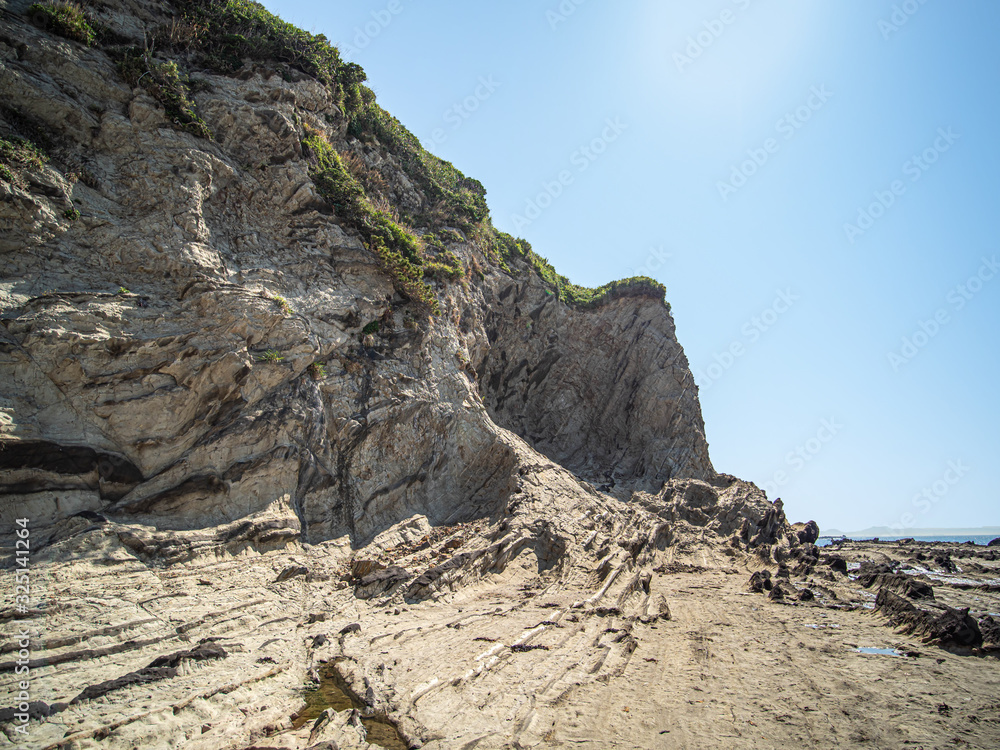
left=261, top=0, right=999, bottom=533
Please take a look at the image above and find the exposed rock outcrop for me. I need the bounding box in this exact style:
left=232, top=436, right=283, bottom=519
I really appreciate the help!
left=0, top=1, right=799, bottom=746
left=875, top=589, right=982, bottom=651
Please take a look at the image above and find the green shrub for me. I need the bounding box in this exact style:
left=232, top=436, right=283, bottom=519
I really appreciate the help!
left=346, top=95, right=488, bottom=228
left=268, top=294, right=292, bottom=315
left=257, top=349, right=284, bottom=363
left=558, top=276, right=667, bottom=309
left=118, top=50, right=213, bottom=139
left=64, top=208, right=80, bottom=220
left=423, top=250, right=464, bottom=281
left=361, top=320, right=380, bottom=336
left=28, top=1, right=96, bottom=45
left=0, top=136, right=47, bottom=188
left=302, top=133, right=439, bottom=313
left=308, top=361, right=326, bottom=380
left=148, top=2, right=661, bottom=317
left=175, top=0, right=361, bottom=110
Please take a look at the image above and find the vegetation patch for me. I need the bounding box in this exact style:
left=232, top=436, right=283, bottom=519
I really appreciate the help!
left=558, top=276, right=667, bottom=309
left=302, top=132, right=439, bottom=313
left=172, top=0, right=363, bottom=108
left=28, top=1, right=96, bottom=45
left=267, top=294, right=292, bottom=315
left=0, top=135, right=47, bottom=189
left=423, top=250, right=464, bottom=281
left=346, top=92, right=488, bottom=230
left=419, top=234, right=465, bottom=280
left=119, top=1, right=663, bottom=316
left=117, top=50, right=213, bottom=140
left=256, top=349, right=284, bottom=363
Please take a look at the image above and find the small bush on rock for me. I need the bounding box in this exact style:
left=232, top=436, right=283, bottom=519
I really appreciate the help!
left=0, top=136, right=47, bottom=188
left=28, top=1, right=96, bottom=45
left=118, top=50, right=213, bottom=140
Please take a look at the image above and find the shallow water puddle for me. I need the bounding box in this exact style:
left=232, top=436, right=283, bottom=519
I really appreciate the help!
left=855, top=647, right=904, bottom=655
left=293, top=661, right=407, bottom=749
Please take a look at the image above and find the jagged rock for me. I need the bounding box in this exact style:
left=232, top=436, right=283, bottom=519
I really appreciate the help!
left=769, top=581, right=794, bottom=601
left=979, top=615, right=1000, bottom=647
left=825, top=555, right=848, bottom=574
left=350, top=558, right=385, bottom=579
left=649, top=593, right=672, bottom=621
left=793, top=521, right=820, bottom=545
left=933, top=553, right=958, bottom=573
left=145, top=641, right=228, bottom=669
left=353, top=566, right=412, bottom=600
left=875, top=589, right=982, bottom=650
left=749, top=570, right=773, bottom=592
left=276, top=565, right=310, bottom=582
left=857, top=561, right=895, bottom=577
left=856, top=571, right=934, bottom=600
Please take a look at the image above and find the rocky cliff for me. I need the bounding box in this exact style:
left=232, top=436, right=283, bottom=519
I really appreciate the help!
left=0, top=2, right=797, bottom=747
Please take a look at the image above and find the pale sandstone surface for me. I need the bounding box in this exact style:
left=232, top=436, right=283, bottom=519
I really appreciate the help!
left=1, top=1, right=999, bottom=748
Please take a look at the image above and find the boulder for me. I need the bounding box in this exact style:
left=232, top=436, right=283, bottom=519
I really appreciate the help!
left=748, top=570, right=772, bottom=593
left=792, top=521, right=820, bottom=545
left=978, top=615, right=1000, bottom=647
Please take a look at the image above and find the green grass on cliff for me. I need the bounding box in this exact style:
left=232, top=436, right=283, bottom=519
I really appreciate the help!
left=0, top=135, right=47, bottom=187
left=136, top=0, right=666, bottom=312
left=118, top=50, right=213, bottom=139
left=344, top=88, right=490, bottom=230
left=177, top=0, right=341, bottom=81
left=302, top=133, right=439, bottom=313
left=28, top=1, right=96, bottom=45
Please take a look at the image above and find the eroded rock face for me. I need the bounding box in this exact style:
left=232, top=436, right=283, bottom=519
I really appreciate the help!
left=477, top=282, right=714, bottom=491
left=0, top=1, right=795, bottom=746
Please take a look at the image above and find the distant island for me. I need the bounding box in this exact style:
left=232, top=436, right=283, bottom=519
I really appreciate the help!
left=822, top=525, right=1000, bottom=538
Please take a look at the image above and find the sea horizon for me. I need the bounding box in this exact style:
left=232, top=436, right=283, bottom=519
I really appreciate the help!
left=817, top=534, right=997, bottom=547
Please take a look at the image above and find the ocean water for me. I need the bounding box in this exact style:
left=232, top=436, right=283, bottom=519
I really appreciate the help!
left=817, top=534, right=997, bottom=547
